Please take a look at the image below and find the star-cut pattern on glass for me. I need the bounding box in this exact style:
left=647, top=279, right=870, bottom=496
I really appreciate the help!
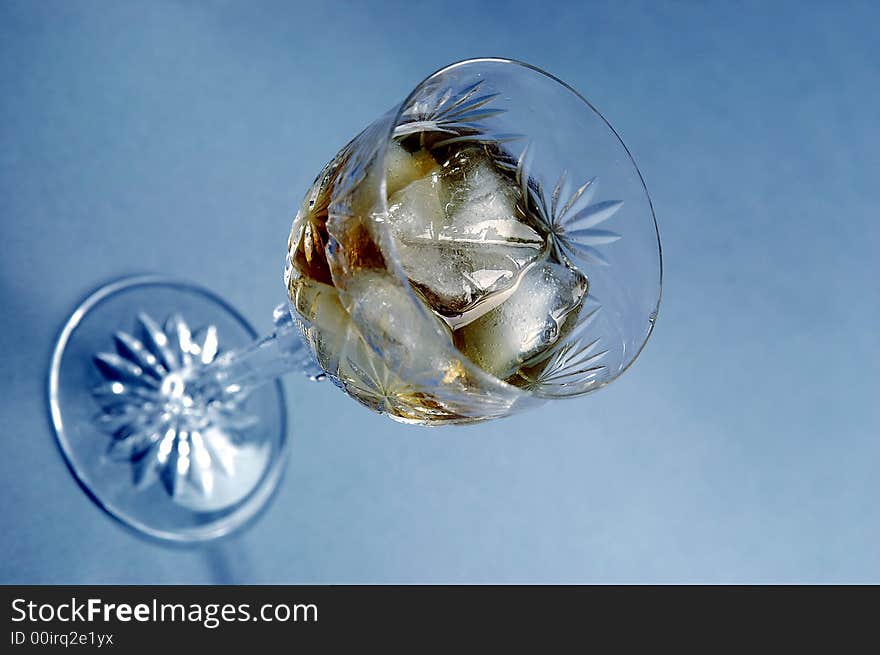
left=394, top=79, right=522, bottom=149
left=517, top=304, right=610, bottom=397
left=510, top=144, right=624, bottom=268
left=339, top=338, right=514, bottom=424
left=91, top=313, right=256, bottom=499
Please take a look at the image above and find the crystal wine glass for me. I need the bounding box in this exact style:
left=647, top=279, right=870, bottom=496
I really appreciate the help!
left=48, top=58, right=662, bottom=543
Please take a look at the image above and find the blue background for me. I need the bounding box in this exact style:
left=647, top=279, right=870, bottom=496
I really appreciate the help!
left=1, top=0, right=877, bottom=583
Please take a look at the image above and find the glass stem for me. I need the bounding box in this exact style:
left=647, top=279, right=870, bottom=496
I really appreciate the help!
left=196, top=303, right=319, bottom=397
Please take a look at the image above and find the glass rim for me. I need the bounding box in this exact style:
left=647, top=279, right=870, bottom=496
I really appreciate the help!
left=374, top=57, right=662, bottom=398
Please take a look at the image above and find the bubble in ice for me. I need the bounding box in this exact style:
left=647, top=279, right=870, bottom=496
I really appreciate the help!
left=454, top=261, right=588, bottom=380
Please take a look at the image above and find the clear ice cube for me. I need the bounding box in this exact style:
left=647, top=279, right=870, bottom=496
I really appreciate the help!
left=291, top=270, right=459, bottom=414
left=387, top=145, right=545, bottom=320
left=384, top=140, right=438, bottom=197
left=454, top=261, right=588, bottom=380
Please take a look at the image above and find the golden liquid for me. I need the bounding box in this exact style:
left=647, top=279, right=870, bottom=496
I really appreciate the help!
left=286, top=133, right=587, bottom=423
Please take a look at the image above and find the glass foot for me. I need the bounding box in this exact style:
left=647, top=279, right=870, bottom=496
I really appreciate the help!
left=48, top=276, right=288, bottom=544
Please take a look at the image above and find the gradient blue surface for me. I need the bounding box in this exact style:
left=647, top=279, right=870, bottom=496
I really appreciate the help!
left=1, top=0, right=877, bottom=583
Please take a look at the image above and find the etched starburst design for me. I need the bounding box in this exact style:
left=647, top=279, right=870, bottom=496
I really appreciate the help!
left=511, top=145, right=623, bottom=268
left=517, top=304, right=610, bottom=397
left=342, top=355, right=437, bottom=423
left=340, top=340, right=513, bottom=424
left=393, top=79, right=521, bottom=149
left=91, top=313, right=256, bottom=499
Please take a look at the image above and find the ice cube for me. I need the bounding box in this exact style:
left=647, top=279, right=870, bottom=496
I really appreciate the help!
left=387, top=146, right=545, bottom=319
left=387, top=174, right=448, bottom=244
left=334, top=271, right=469, bottom=419
left=342, top=270, right=453, bottom=367
left=440, top=146, right=522, bottom=226
left=454, top=261, right=588, bottom=380
left=385, top=140, right=439, bottom=197
left=291, top=270, right=459, bottom=413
